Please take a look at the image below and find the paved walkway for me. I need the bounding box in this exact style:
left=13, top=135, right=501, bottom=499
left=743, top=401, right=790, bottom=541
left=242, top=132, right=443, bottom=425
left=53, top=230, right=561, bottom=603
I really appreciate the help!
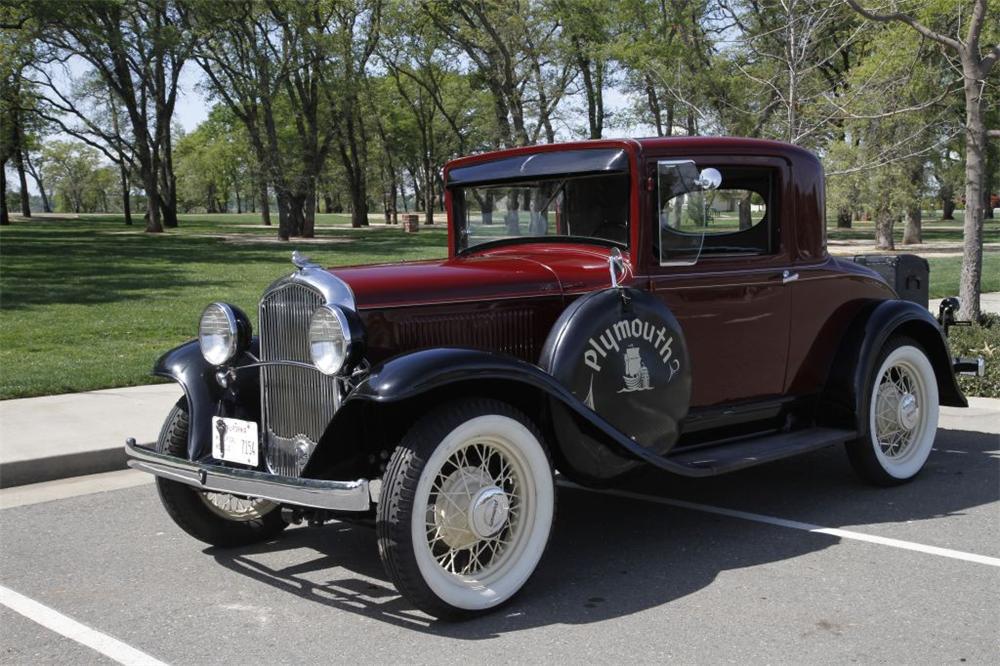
left=0, top=384, right=181, bottom=488
left=929, top=291, right=1000, bottom=316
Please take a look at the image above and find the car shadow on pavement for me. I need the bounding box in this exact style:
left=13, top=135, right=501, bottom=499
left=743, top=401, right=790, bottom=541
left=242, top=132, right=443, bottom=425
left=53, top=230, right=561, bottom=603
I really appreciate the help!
left=207, top=428, right=999, bottom=638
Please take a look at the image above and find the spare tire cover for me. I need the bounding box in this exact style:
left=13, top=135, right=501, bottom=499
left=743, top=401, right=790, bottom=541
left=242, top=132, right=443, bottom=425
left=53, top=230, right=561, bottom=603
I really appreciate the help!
left=539, top=287, right=691, bottom=481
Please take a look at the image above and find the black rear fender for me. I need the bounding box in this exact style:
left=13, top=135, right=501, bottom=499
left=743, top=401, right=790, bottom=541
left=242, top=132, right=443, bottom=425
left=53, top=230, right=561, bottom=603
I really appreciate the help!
left=820, top=299, right=966, bottom=430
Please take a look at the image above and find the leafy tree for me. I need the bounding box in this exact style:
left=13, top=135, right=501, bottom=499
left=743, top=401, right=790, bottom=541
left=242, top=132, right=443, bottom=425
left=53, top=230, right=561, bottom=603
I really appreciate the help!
left=28, top=0, right=193, bottom=232
left=41, top=140, right=101, bottom=213
left=847, top=0, right=1000, bottom=319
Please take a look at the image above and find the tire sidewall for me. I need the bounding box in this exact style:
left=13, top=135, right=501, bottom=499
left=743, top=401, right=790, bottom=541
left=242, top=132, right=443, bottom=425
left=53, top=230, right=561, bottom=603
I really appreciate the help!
left=865, top=343, right=939, bottom=480
left=408, top=413, right=554, bottom=611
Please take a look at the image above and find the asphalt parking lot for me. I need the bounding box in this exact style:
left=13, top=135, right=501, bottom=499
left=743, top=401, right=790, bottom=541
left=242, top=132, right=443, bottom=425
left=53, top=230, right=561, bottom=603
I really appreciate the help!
left=1, top=422, right=998, bottom=664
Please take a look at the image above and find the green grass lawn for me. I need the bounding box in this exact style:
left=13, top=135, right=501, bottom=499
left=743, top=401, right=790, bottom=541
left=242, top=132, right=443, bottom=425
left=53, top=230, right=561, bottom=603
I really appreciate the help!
left=0, top=213, right=996, bottom=399
left=0, top=214, right=447, bottom=398
left=924, top=254, right=1000, bottom=298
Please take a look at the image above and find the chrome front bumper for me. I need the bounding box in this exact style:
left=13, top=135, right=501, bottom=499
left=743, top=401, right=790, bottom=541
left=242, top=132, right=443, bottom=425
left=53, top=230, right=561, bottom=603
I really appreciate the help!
left=124, top=438, right=371, bottom=512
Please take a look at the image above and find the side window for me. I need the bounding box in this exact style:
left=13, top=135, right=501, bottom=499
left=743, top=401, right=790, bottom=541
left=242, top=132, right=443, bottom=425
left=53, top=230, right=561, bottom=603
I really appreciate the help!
left=657, top=165, right=778, bottom=260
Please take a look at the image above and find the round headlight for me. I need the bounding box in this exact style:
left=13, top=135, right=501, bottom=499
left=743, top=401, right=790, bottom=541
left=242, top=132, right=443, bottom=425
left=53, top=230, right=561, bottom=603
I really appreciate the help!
left=199, top=303, right=240, bottom=366
left=308, top=305, right=352, bottom=375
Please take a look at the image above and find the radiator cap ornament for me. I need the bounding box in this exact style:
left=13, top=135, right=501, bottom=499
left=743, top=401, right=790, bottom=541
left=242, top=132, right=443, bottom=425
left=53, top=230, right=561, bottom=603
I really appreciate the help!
left=292, top=250, right=316, bottom=269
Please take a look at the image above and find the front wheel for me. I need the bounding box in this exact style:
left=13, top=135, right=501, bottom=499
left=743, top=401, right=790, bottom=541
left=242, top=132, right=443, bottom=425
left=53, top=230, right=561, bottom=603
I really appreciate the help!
left=377, top=399, right=555, bottom=619
left=155, top=399, right=287, bottom=547
left=846, top=337, right=940, bottom=486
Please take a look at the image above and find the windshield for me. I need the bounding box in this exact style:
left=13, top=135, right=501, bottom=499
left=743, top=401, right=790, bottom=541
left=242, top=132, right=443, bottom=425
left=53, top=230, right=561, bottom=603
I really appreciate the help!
left=453, top=173, right=629, bottom=253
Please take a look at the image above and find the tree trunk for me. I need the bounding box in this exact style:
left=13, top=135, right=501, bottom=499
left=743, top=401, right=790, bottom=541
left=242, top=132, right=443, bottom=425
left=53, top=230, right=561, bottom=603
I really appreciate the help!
left=423, top=162, right=434, bottom=226
left=644, top=75, right=663, bottom=137
left=350, top=183, right=368, bottom=228
left=259, top=176, right=271, bottom=226
left=874, top=208, right=894, bottom=250
left=411, top=173, right=421, bottom=215
left=958, top=64, right=985, bottom=321
left=159, top=157, right=179, bottom=228
left=836, top=206, right=852, bottom=228
left=482, top=191, right=493, bottom=225
left=289, top=193, right=306, bottom=237
left=143, top=168, right=163, bottom=233
left=117, top=164, right=131, bottom=225
left=302, top=184, right=316, bottom=238
left=26, top=154, right=51, bottom=213
left=14, top=148, right=31, bottom=217
left=738, top=193, right=753, bottom=230
left=274, top=189, right=294, bottom=240
left=903, top=205, right=922, bottom=244
left=235, top=186, right=242, bottom=214
left=390, top=171, right=399, bottom=223
left=940, top=181, right=955, bottom=220
left=207, top=183, right=218, bottom=213
left=0, top=164, right=9, bottom=225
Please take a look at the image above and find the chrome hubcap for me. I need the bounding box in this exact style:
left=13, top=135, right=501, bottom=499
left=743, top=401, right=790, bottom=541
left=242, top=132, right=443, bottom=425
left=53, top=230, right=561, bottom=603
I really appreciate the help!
left=426, top=440, right=523, bottom=576
left=470, top=487, right=510, bottom=539
left=874, top=362, right=922, bottom=459
left=897, top=393, right=919, bottom=430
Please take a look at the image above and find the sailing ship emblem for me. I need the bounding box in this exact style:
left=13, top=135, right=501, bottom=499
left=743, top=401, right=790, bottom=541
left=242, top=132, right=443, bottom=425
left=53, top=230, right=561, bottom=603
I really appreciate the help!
left=618, top=346, right=653, bottom=393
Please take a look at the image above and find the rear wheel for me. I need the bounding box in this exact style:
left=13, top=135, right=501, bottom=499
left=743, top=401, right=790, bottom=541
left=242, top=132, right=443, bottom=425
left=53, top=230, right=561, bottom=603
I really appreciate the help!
left=155, top=399, right=286, bottom=547
left=377, top=399, right=555, bottom=619
left=846, top=337, right=939, bottom=486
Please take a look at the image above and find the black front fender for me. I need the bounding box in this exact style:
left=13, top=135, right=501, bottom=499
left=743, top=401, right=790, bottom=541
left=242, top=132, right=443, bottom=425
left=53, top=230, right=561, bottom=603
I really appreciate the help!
left=152, top=339, right=261, bottom=460
left=822, top=299, right=966, bottom=430
left=316, top=347, right=699, bottom=480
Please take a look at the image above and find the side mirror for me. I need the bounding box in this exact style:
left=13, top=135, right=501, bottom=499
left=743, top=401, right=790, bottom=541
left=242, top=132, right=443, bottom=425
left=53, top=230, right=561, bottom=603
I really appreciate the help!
left=695, top=168, right=722, bottom=191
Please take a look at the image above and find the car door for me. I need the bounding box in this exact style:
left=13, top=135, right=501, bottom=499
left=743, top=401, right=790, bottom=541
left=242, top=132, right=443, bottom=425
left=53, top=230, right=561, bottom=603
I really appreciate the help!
left=645, top=157, right=795, bottom=408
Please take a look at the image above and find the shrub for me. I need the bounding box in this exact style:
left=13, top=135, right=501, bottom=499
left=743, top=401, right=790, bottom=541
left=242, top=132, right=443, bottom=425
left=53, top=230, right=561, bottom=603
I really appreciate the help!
left=948, top=314, right=1000, bottom=398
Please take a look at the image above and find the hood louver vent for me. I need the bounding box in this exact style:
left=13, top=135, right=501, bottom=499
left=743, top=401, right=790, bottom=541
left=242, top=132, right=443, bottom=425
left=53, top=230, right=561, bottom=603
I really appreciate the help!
left=396, top=309, right=537, bottom=362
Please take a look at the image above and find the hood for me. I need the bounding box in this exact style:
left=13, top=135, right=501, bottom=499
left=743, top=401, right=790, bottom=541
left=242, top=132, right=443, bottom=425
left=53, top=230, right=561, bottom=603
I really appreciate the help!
left=330, top=244, right=621, bottom=310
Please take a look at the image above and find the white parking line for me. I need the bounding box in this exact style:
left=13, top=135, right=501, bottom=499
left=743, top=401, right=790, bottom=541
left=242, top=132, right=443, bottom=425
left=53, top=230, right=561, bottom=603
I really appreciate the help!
left=559, top=482, right=1000, bottom=568
left=0, top=584, right=168, bottom=666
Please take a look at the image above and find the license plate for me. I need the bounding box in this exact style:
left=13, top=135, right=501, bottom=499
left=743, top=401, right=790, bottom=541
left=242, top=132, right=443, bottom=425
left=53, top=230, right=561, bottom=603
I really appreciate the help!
left=211, top=416, right=259, bottom=467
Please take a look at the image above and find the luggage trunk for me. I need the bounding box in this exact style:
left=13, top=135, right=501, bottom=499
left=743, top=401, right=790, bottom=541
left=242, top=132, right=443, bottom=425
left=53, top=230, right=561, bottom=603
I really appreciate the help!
left=852, top=254, right=929, bottom=309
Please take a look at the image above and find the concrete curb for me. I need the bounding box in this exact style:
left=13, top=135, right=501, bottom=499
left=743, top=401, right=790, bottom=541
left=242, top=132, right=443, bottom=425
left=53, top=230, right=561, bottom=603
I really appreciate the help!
left=0, top=447, right=130, bottom=489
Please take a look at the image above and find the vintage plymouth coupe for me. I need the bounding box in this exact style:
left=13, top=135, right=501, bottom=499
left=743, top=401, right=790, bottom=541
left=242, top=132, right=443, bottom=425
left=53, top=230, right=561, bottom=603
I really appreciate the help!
left=126, top=137, right=982, bottom=619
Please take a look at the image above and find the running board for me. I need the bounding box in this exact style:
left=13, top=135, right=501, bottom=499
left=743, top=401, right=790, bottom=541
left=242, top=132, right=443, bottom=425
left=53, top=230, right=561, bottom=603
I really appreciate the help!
left=664, top=427, right=856, bottom=476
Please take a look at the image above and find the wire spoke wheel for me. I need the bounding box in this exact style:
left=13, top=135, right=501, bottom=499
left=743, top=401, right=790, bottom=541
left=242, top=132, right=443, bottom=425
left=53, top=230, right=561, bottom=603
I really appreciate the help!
left=198, top=492, right=277, bottom=522
left=848, top=338, right=939, bottom=485
left=425, top=437, right=526, bottom=578
left=378, top=399, right=555, bottom=618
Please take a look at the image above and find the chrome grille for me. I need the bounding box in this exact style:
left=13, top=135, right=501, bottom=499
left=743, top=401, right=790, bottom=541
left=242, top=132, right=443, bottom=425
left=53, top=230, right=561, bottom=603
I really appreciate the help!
left=259, top=283, right=340, bottom=477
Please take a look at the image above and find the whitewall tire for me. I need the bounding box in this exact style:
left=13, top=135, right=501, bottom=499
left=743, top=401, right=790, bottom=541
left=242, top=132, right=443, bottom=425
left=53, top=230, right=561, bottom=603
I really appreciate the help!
left=377, top=399, right=555, bottom=619
left=847, top=337, right=939, bottom=485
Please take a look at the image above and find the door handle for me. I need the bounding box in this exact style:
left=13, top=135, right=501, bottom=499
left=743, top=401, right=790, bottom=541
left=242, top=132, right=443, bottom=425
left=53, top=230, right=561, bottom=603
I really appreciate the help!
left=781, top=270, right=799, bottom=284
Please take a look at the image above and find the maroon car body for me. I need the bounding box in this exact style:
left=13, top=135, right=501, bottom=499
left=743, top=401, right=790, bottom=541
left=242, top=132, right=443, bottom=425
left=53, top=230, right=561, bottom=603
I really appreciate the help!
left=127, top=137, right=972, bottom=618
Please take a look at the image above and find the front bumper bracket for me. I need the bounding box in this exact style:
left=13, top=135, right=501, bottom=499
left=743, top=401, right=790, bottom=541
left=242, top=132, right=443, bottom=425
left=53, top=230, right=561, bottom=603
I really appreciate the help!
left=125, top=438, right=371, bottom=512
